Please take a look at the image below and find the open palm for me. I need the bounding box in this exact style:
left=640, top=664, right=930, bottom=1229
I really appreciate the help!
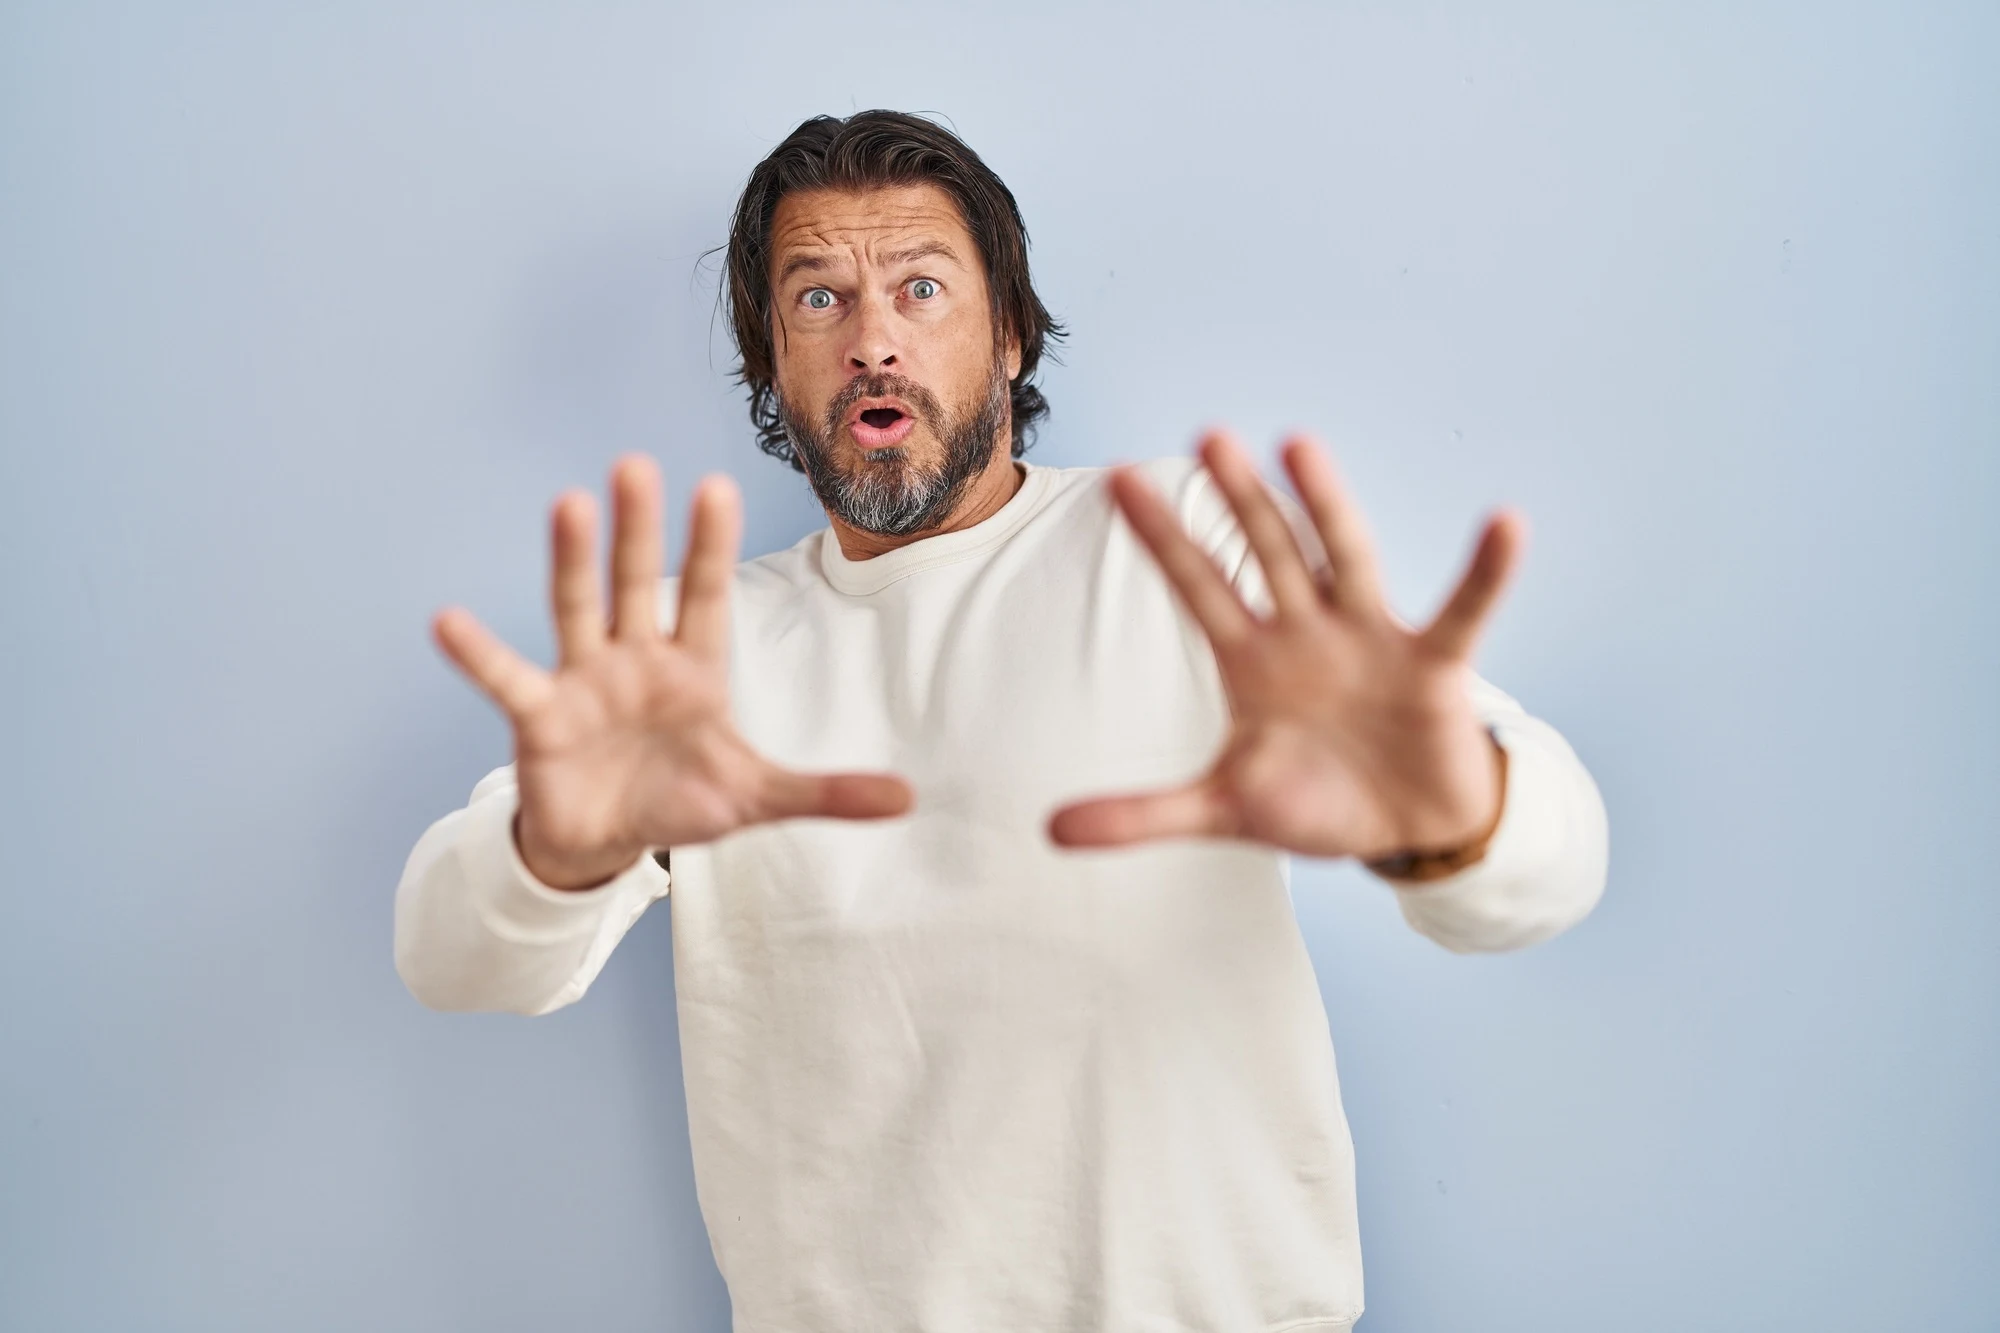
left=1049, top=432, right=1520, bottom=866
left=431, top=455, right=911, bottom=891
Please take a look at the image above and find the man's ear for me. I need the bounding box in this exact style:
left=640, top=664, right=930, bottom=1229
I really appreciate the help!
left=1004, top=327, right=1023, bottom=381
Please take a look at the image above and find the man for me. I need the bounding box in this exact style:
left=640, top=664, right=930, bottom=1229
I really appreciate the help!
left=396, top=110, right=1608, bottom=1332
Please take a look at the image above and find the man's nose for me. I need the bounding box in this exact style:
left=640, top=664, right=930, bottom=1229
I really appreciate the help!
left=845, top=293, right=900, bottom=372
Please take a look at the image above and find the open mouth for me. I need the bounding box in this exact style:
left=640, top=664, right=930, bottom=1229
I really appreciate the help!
left=849, top=402, right=918, bottom=448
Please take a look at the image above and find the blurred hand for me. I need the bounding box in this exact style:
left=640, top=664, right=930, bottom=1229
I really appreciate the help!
left=432, top=454, right=913, bottom=891
left=1049, top=432, right=1517, bottom=867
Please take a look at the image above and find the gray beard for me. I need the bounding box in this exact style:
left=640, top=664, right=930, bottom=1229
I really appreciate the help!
left=779, top=360, right=1010, bottom=538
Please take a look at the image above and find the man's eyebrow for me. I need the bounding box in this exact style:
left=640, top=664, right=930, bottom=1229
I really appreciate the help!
left=776, top=253, right=830, bottom=284
left=879, top=241, right=962, bottom=267
left=774, top=240, right=964, bottom=286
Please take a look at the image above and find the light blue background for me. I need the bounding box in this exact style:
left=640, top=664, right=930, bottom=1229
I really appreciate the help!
left=3, top=2, right=1995, bottom=1329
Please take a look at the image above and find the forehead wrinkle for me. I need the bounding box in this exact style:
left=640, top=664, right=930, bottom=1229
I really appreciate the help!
left=769, top=193, right=975, bottom=283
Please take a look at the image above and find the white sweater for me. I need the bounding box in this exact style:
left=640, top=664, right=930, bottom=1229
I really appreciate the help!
left=394, top=457, right=1609, bottom=1333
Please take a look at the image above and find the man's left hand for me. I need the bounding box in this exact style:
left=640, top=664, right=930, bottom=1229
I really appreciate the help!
left=1048, top=430, right=1524, bottom=869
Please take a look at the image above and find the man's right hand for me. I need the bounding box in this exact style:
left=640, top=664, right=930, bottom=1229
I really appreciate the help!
left=431, top=453, right=914, bottom=891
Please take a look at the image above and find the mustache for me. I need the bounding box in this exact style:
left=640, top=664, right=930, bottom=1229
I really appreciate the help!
left=823, top=372, right=946, bottom=435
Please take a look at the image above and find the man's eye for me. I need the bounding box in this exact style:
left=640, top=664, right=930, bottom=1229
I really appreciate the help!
left=909, top=278, right=939, bottom=300
left=804, top=288, right=835, bottom=310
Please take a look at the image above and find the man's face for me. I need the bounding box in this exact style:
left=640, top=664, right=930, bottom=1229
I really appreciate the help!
left=768, top=183, right=1022, bottom=536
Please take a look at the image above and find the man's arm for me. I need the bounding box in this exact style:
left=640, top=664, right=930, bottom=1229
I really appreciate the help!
left=1050, top=433, right=1610, bottom=954
left=1216, top=452, right=1608, bottom=948
left=393, top=763, right=668, bottom=1015
left=399, top=457, right=911, bottom=1017
left=1376, top=672, right=1608, bottom=953
left=1225, top=472, right=1611, bottom=952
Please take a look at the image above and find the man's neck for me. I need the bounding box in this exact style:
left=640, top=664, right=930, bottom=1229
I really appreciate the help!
left=827, top=444, right=1026, bottom=561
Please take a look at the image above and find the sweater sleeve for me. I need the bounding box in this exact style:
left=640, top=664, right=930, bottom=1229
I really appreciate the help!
left=1165, top=455, right=1610, bottom=953
left=392, top=763, right=671, bottom=1015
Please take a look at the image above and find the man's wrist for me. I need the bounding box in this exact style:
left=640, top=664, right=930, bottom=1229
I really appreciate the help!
left=1365, top=731, right=1508, bottom=884
left=512, top=810, right=641, bottom=894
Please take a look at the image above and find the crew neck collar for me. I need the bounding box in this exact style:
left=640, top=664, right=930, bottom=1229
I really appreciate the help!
left=818, top=462, right=1055, bottom=595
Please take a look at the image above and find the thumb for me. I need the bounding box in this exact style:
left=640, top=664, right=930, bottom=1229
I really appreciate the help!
left=753, top=764, right=915, bottom=823
left=1047, top=779, right=1236, bottom=849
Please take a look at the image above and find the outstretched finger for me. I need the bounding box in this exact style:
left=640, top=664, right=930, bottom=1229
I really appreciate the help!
left=1279, top=436, right=1386, bottom=616
left=753, top=765, right=915, bottom=824
left=432, top=607, right=554, bottom=717
left=1109, top=466, right=1255, bottom=649
left=1046, top=779, right=1238, bottom=849
left=1418, top=509, right=1526, bottom=661
left=609, top=454, right=665, bottom=641
left=674, top=475, right=742, bottom=663
left=1198, top=432, right=1321, bottom=619
left=550, top=491, right=605, bottom=668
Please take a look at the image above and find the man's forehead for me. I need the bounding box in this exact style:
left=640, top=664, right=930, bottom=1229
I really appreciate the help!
left=769, top=184, right=973, bottom=267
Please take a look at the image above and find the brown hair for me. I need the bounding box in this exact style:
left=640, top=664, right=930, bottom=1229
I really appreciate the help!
left=721, top=110, right=1065, bottom=471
